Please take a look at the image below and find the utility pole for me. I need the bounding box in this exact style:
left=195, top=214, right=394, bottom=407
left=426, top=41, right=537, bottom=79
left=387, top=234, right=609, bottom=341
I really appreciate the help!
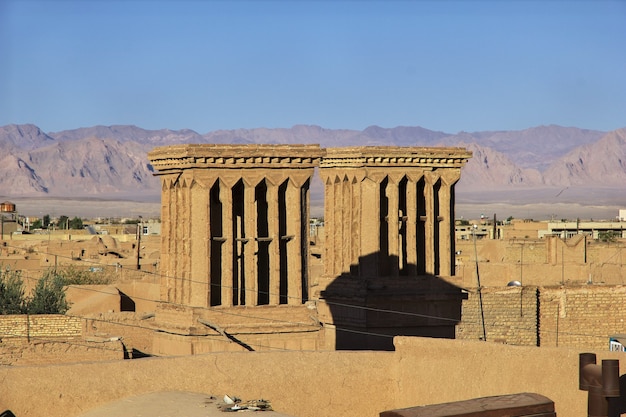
left=509, top=241, right=526, bottom=314
left=561, top=245, right=564, bottom=285
left=473, top=225, right=487, bottom=341
left=136, top=216, right=142, bottom=270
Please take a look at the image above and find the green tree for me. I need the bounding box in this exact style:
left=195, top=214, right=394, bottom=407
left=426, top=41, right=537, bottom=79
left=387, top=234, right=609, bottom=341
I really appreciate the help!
left=0, top=267, right=27, bottom=314
left=27, top=269, right=70, bottom=314
left=598, top=231, right=616, bottom=243
left=69, top=216, right=83, bottom=230
left=56, top=264, right=112, bottom=285
left=57, top=215, right=69, bottom=230
left=31, top=219, right=42, bottom=229
left=43, top=214, right=51, bottom=228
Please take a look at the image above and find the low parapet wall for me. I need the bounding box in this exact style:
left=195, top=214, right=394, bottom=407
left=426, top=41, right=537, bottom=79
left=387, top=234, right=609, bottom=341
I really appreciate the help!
left=0, top=314, right=124, bottom=365
left=0, top=336, right=621, bottom=417
left=0, top=314, right=81, bottom=339
left=457, top=284, right=626, bottom=350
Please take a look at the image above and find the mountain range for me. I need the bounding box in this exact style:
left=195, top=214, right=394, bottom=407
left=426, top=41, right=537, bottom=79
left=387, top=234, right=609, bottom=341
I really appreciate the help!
left=1, top=123, right=625, bottom=217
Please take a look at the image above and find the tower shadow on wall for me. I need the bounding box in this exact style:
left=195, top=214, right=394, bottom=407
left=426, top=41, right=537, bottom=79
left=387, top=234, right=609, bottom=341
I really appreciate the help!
left=319, top=252, right=467, bottom=351
left=607, top=374, right=626, bottom=417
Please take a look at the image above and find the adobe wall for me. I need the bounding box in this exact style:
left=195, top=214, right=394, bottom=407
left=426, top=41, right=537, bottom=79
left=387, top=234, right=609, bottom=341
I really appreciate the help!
left=391, top=336, right=612, bottom=417
left=0, top=314, right=81, bottom=339
left=0, top=338, right=123, bottom=365
left=456, top=286, right=538, bottom=345
left=0, top=347, right=397, bottom=417
left=0, top=336, right=621, bottom=417
left=152, top=328, right=323, bottom=355
left=457, top=284, right=626, bottom=350
left=82, top=312, right=157, bottom=356
left=0, top=314, right=123, bottom=365
left=151, top=302, right=327, bottom=355
left=453, top=237, right=626, bottom=287
left=539, top=285, right=626, bottom=349
left=66, top=281, right=161, bottom=315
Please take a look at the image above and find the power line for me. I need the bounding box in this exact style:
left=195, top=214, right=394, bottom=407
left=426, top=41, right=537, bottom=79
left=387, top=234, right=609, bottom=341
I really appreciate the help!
left=1, top=241, right=464, bottom=322
left=1, top=241, right=622, bottom=347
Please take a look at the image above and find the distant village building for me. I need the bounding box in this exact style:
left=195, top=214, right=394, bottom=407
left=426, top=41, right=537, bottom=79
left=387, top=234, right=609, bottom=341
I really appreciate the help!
left=0, top=201, right=16, bottom=213
left=542, top=220, right=626, bottom=240
left=455, top=213, right=626, bottom=241
left=0, top=201, right=20, bottom=238
left=148, top=144, right=471, bottom=351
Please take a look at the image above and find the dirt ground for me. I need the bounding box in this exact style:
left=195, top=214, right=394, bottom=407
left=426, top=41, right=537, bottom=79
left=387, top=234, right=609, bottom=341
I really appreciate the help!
left=76, top=391, right=294, bottom=417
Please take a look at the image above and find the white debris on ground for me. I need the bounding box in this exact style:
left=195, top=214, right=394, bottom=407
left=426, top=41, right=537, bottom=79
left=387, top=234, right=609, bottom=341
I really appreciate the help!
left=218, top=395, right=273, bottom=412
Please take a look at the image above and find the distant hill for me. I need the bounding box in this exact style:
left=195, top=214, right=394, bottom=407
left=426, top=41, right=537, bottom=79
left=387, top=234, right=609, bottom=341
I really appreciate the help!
left=1, top=124, right=625, bottom=213
left=0, top=124, right=56, bottom=151
left=542, top=128, right=626, bottom=186
left=454, top=143, right=543, bottom=190
left=439, top=125, right=605, bottom=171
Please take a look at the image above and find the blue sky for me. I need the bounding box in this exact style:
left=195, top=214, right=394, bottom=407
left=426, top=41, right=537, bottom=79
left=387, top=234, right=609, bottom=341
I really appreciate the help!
left=1, top=0, right=625, bottom=134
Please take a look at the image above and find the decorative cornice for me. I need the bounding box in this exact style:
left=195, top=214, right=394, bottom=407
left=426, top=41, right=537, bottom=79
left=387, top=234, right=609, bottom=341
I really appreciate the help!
left=148, top=144, right=324, bottom=174
left=148, top=144, right=472, bottom=174
left=319, top=146, right=472, bottom=169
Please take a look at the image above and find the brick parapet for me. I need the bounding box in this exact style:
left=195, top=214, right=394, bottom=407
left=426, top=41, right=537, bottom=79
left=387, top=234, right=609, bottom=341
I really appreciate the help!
left=0, top=314, right=125, bottom=365
left=538, top=285, right=626, bottom=350
left=457, top=284, right=626, bottom=350
left=456, top=286, right=538, bottom=345
left=0, top=314, right=81, bottom=339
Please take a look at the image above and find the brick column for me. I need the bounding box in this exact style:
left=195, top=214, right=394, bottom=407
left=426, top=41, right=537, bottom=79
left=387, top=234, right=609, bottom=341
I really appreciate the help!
left=189, top=179, right=210, bottom=307
left=160, top=177, right=173, bottom=303
left=321, top=172, right=336, bottom=276
left=350, top=172, right=364, bottom=276
left=220, top=178, right=234, bottom=307
left=243, top=177, right=259, bottom=305
left=181, top=179, right=192, bottom=304
left=173, top=178, right=189, bottom=303
left=387, top=173, right=403, bottom=277
left=341, top=176, right=352, bottom=276
left=424, top=171, right=438, bottom=275
left=286, top=174, right=307, bottom=305
left=404, top=172, right=422, bottom=276
left=360, top=174, right=383, bottom=278
left=266, top=175, right=282, bottom=306
left=438, top=170, right=461, bottom=277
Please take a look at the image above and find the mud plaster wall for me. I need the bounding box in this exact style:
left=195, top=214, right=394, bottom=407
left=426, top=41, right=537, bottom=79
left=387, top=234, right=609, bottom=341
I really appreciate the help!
left=457, top=285, right=626, bottom=350
left=0, top=336, right=618, bottom=417
left=452, top=237, right=626, bottom=288
left=82, top=312, right=156, bottom=355
left=0, top=338, right=123, bottom=365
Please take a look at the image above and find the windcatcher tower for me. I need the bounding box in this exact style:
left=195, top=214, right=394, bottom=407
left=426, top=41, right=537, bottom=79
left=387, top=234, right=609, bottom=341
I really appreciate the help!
left=147, top=144, right=325, bottom=353
left=317, top=146, right=472, bottom=350
left=148, top=143, right=472, bottom=352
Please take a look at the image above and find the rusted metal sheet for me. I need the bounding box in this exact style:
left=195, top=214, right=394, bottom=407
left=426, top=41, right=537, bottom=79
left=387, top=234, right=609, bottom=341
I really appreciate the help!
left=380, top=392, right=555, bottom=417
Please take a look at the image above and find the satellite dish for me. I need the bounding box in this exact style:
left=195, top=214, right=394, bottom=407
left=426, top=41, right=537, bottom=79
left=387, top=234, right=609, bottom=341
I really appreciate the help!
left=507, top=280, right=522, bottom=287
